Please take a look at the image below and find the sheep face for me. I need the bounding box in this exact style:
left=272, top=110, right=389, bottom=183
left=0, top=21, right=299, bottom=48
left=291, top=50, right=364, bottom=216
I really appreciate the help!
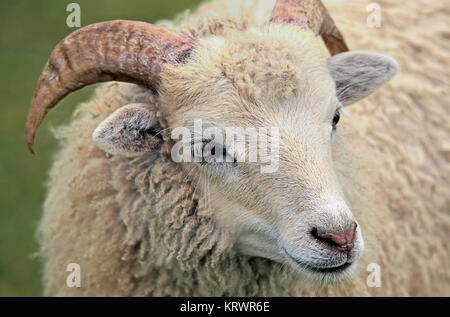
left=94, top=25, right=398, bottom=284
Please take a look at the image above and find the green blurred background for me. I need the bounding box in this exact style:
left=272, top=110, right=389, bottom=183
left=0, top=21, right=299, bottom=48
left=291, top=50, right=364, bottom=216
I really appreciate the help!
left=0, top=0, right=203, bottom=296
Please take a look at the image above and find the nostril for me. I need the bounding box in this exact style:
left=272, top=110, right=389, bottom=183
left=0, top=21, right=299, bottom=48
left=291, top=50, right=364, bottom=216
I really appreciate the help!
left=311, top=222, right=357, bottom=253
left=311, top=228, right=321, bottom=241
left=311, top=227, right=342, bottom=249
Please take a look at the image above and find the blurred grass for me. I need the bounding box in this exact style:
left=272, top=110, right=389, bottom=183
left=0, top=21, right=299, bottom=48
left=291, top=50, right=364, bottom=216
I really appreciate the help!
left=0, top=0, right=203, bottom=296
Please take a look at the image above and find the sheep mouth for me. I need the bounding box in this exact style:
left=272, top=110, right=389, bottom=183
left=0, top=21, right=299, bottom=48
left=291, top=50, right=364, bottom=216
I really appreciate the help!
left=284, top=249, right=352, bottom=274
left=303, top=262, right=352, bottom=274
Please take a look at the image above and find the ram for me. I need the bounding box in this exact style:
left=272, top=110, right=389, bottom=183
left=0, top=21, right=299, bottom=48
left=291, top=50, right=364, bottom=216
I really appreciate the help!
left=27, top=0, right=449, bottom=296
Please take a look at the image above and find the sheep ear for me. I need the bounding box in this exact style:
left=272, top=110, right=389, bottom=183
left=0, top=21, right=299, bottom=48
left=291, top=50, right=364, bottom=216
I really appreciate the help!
left=328, top=50, right=399, bottom=106
left=92, top=103, right=163, bottom=157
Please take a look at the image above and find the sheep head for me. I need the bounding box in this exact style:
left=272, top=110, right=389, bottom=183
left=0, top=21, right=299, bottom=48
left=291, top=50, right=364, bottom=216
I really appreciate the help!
left=27, top=0, right=398, bottom=284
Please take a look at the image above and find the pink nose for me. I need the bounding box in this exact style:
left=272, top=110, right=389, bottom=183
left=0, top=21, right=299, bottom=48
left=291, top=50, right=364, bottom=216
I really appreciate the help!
left=312, top=222, right=357, bottom=254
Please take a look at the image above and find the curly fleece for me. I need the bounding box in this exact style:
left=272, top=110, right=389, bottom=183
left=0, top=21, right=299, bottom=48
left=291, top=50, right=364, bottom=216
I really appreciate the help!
left=38, top=0, right=449, bottom=296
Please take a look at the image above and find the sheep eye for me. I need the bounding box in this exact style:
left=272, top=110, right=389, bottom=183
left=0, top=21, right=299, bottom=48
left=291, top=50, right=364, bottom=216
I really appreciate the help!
left=202, top=142, right=218, bottom=158
left=192, top=141, right=233, bottom=164
left=332, top=110, right=340, bottom=128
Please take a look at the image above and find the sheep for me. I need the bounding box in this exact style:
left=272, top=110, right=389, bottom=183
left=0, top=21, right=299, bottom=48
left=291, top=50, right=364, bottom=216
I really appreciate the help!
left=26, top=0, right=449, bottom=296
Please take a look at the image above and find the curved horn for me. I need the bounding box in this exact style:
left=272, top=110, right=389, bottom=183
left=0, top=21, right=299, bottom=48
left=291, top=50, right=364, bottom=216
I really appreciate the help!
left=25, top=20, right=196, bottom=153
left=269, top=0, right=349, bottom=55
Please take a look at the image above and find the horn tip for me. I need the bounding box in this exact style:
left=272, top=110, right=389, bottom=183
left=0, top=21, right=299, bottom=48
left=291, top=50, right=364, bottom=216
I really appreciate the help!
left=26, top=138, right=36, bottom=155
left=25, top=125, right=36, bottom=154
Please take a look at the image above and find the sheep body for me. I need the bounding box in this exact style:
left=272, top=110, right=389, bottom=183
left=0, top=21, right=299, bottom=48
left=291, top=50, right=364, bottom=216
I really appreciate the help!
left=38, top=0, right=450, bottom=296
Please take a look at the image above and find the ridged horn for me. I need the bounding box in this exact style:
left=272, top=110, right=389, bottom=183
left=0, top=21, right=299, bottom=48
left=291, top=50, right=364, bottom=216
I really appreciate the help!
left=270, top=0, right=349, bottom=55
left=25, top=20, right=196, bottom=153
